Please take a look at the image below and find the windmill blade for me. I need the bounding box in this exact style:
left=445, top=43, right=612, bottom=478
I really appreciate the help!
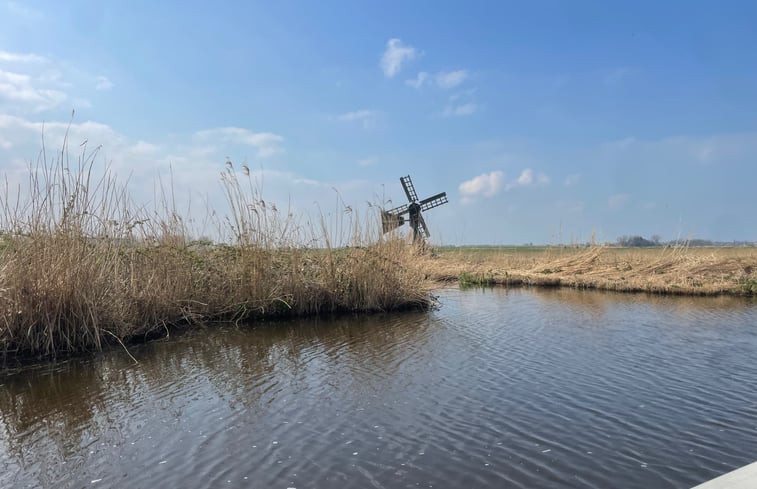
left=387, top=203, right=409, bottom=216
left=400, top=175, right=419, bottom=203
left=418, top=212, right=430, bottom=238
left=420, top=192, right=448, bottom=212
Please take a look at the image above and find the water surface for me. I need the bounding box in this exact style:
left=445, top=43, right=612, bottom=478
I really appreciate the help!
left=2, top=288, right=756, bottom=488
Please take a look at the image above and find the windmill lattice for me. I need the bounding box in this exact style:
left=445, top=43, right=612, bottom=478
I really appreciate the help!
left=381, top=175, right=448, bottom=242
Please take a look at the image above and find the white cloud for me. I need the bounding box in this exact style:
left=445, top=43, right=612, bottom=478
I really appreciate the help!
left=380, top=38, right=418, bottom=78
left=336, top=109, right=379, bottom=129
left=337, top=110, right=376, bottom=122
left=95, top=75, right=113, bottom=91
left=505, top=168, right=550, bottom=190
left=0, top=50, right=48, bottom=63
left=130, top=140, right=160, bottom=155
left=459, top=171, right=504, bottom=199
left=519, top=168, right=549, bottom=186
left=0, top=50, right=105, bottom=112
left=608, top=193, right=630, bottom=209
left=435, top=70, right=468, bottom=89
left=0, top=69, right=67, bottom=111
left=0, top=114, right=124, bottom=151
left=442, top=103, right=478, bottom=117
left=458, top=168, right=549, bottom=203
left=194, top=127, right=284, bottom=157
left=407, top=70, right=469, bottom=90
left=0, top=113, right=380, bottom=246
left=517, top=168, right=533, bottom=185
left=405, top=71, right=429, bottom=89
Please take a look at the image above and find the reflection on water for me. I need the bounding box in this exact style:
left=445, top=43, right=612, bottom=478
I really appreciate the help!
left=1, top=288, right=756, bottom=488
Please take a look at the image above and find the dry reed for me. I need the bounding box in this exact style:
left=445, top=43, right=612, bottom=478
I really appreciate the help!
left=0, top=141, right=431, bottom=359
left=426, top=245, right=757, bottom=296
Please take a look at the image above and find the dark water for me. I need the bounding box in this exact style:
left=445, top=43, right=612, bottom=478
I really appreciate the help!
left=2, top=288, right=757, bottom=489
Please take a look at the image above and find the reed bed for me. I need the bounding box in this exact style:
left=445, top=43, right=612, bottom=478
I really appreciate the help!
left=0, top=147, right=431, bottom=359
left=426, top=245, right=757, bottom=296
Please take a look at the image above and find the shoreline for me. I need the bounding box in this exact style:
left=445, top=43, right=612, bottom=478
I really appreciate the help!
left=424, top=245, right=757, bottom=297
left=2, top=244, right=755, bottom=364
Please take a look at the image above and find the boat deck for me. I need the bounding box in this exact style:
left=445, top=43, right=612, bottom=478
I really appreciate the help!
left=692, top=461, right=757, bottom=489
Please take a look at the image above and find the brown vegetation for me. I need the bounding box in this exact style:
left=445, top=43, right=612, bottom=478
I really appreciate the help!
left=0, top=150, right=431, bottom=359
left=2, top=142, right=754, bottom=361
left=424, top=245, right=757, bottom=296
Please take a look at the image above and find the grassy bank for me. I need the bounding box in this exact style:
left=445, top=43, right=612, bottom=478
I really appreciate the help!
left=0, top=155, right=432, bottom=360
left=3, top=147, right=754, bottom=361
left=424, top=245, right=757, bottom=296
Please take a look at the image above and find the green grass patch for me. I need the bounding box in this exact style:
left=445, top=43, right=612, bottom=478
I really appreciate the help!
left=739, top=278, right=757, bottom=295
left=459, top=272, right=497, bottom=288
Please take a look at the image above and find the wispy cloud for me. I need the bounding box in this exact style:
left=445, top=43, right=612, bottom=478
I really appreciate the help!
left=194, top=127, right=284, bottom=157
left=130, top=140, right=161, bottom=155
left=435, top=70, right=468, bottom=89
left=506, top=168, right=550, bottom=189
left=0, top=50, right=48, bottom=63
left=405, top=71, right=429, bottom=89
left=336, top=109, right=380, bottom=129
left=0, top=113, right=377, bottom=245
left=0, top=69, right=68, bottom=111
left=517, top=168, right=534, bottom=185
left=406, top=69, right=469, bottom=90
left=0, top=50, right=111, bottom=112
left=442, top=103, right=478, bottom=117
left=380, top=39, right=418, bottom=78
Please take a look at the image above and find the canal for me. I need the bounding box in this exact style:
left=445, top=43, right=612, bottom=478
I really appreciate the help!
left=2, top=288, right=756, bottom=488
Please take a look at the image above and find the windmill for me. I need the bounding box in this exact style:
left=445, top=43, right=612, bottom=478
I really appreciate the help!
left=381, top=175, right=448, bottom=242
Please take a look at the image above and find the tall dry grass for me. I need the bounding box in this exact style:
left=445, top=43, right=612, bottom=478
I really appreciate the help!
left=0, top=141, right=431, bottom=359
left=427, top=245, right=757, bottom=295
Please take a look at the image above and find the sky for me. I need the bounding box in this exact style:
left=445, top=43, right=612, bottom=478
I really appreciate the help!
left=1, top=0, right=756, bottom=245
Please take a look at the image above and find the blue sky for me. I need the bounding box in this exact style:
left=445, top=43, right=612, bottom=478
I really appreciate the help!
left=1, top=1, right=756, bottom=244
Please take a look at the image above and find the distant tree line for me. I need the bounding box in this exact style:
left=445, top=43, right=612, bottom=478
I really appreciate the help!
left=615, top=235, right=755, bottom=247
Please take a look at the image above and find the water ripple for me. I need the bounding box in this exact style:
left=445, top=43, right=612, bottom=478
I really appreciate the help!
left=1, top=288, right=756, bottom=488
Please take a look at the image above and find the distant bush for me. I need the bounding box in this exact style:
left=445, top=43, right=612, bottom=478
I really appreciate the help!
left=616, top=235, right=656, bottom=247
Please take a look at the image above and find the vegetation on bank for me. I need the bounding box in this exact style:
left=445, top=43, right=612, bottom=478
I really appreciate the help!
left=427, top=245, right=757, bottom=296
left=2, top=141, right=755, bottom=361
left=0, top=151, right=431, bottom=360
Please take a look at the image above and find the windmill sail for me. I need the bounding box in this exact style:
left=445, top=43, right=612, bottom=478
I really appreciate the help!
left=400, top=175, right=419, bottom=203
left=387, top=203, right=409, bottom=216
left=418, top=213, right=430, bottom=238
left=419, top=192, right=448, bottom=211
left=381, top=174, right=448, bottom=242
